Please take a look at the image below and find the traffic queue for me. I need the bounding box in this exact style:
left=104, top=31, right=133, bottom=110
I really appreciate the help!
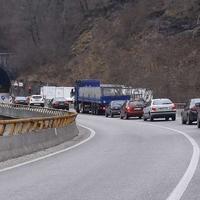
left=9, top=79, right=200, bottom=129
left=72, top=79, right=200, bottom=129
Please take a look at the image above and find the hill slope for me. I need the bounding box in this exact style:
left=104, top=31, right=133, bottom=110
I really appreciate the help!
left=1, top=0, right=200, bottom=101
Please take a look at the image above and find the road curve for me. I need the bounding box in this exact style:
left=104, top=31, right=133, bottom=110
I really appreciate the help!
left=0, top=114, right=200, bottom=200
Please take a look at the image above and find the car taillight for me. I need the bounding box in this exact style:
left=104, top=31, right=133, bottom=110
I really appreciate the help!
left=126, top=106, right=130, bottom=110
left=103, top=106, right=106, bottom=110
left=172, top=104, right=176, bottom=110
left=152, top=107, right=157, bottom=112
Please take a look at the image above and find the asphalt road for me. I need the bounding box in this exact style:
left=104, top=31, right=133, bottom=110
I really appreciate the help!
left=0, top=114, right=200, bottom=200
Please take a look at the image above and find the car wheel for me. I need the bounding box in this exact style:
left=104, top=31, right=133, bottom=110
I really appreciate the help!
left=165, top=117, right=169, bottom=121
left=187, top=115, right=192, bottom=125
left=172, top=115, right=176, bottom=121
left=124, top=113, right=128, bottom=120
left=197, top=118, right=200, bottom=128
left=181, top=116, right=187, bottom=124
left=139, top=116, right=142, bottom=119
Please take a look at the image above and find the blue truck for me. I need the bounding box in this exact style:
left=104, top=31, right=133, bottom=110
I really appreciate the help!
left=74, top=79, right=131, bottom=114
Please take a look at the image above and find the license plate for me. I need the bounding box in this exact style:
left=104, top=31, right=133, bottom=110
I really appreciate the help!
left=134, top=108, right=142, bottom=111
left=159, top=107, right=169, bottom=111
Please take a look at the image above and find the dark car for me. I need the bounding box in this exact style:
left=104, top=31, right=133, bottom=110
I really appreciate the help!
left=181, top=98, right=200, bottom=125
left=14, top=96, right=28, bottom=105
left=105, top=100, right=125, bottom=118
left=49, top=97, right=69, bottom=110
left=120, top=100, right=144, bottom=120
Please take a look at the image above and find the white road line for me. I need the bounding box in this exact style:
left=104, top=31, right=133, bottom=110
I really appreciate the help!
left=0, top=124, right=96, bottom=173
left=143, top=123, right=200, bottom=200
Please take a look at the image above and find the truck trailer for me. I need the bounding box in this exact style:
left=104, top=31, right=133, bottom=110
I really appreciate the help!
left=74, top=80, right=131, bottom=114
left=40, top=86, right=74, bottom=103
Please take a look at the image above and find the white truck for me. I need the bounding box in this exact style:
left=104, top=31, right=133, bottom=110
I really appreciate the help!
left=40, top=86, right=74, bottom=103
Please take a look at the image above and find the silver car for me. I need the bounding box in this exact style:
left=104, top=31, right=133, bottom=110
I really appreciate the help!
left=143, top=98, right=176, bottom=121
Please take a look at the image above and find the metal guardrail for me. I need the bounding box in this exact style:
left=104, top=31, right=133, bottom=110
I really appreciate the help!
left=0, top=103, right=68, bottom=116
left=0, top=103, right=77, bottom=136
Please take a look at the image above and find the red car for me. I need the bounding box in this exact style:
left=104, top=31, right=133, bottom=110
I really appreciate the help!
left=120, top=100, right=144, bottom=120
left=49, top=97, right=69, bottom=110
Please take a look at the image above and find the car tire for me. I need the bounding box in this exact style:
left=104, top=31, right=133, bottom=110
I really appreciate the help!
left=165, top=117, right=169, bottom=121
left=139, top=116, right=142, bottom=119
left=181, top=116, right=187, bottom=124
left=124, top=113, right=128, bottom=120
left=197, top=118, right=200, bottom=128
left=187, top=115, right=192, bottom=125
left=172, top=115, right=176, bottom=121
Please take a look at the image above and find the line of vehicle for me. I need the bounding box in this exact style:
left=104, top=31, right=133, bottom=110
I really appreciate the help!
left=0, top=124, right=96, bottom=173
left=140, top=122, right=200, bottom=200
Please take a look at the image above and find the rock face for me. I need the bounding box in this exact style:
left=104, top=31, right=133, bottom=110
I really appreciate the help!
left=64, top=0, right=200, bottom=101
left=1, top=0, right=200, bottom=101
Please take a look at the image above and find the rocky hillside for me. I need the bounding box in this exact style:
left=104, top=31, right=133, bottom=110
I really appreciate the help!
left=1, top=0, right=200, bottom=101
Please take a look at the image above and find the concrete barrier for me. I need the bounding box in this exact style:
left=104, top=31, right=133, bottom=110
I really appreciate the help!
left=0, top=103, right=79, bottom=162
left=0, top=122, right=79, bottom=162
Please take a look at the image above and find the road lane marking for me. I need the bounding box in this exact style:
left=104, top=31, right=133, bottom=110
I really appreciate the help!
left=0, top=124, right=96, bottom=173
left=142, top=123, right=200, bottom=200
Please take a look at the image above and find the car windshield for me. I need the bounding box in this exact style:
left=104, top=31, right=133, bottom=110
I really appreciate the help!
left=111, top=101, right=124, bottom=107
left=153, top=99, right=172, bottom=105
left=32, top=96, right=42, bottom=99
left=129, top=101, right=144, bottom=107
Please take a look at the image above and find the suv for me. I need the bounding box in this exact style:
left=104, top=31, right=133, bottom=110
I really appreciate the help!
left=143, top=98, right=176, bottom=121
left=120, top=100, right=144, bottom=120
left=181, top=98, right=200, bottom=125
left=29, top=95, right=45, bottom=107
